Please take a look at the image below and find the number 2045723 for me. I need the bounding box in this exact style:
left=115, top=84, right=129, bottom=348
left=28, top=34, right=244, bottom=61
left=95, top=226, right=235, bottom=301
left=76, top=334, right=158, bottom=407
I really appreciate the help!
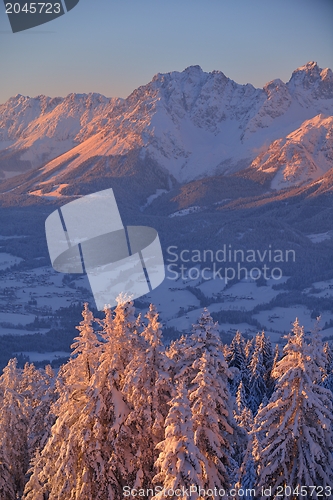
left=5, top=3, right=61, bottom=14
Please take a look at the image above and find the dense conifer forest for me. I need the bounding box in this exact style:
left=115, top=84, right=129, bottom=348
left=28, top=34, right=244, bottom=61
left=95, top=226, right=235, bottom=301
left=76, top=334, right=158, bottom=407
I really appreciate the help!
left=0, top=297, right=333, bottom=500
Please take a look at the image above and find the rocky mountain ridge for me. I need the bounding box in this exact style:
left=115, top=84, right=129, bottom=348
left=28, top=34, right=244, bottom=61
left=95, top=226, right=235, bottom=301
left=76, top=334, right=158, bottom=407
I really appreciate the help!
left=0, top=61, right=332, bottom=201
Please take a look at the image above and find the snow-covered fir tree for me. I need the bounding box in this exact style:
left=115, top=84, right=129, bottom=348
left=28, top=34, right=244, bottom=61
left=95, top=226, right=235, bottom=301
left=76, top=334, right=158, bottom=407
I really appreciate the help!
left=247, top=339, right=266, bottom=415
left=0, top=358, right=29, bottom=500
left=309, top=317, right=327, bottom=380
left=234, top=380, right=253, bottom=433
left=70, top=301, right=101, bottom=381
left=189, top=350, right=234, bottom=491
left=20, top=363, right=56, bottom=457
left=245, top=337, right=255, bottom=364
left=254, top=319, right=333, bottom=498
left=257, top=331, right=273, bottom=377
left=226, top=331, right=248, bottom=396
left=86, top=297, right=141, bottom=496
left=23, top=302, right=117, bottom=500
left=235, top=380, right=248, bottom=415
left=227, top=331, right=247, bottom=372
left=121, top=304, right=173, bottom=489
left=100, top=294, right=141, bottom=389
left=267, top=343, right=280, bottom=398
left=323, top=341, right=333, bottom=371
left=153, top=382, right=207, bottom=499
left=323, top=341, right=333, bottom=392
left=236, top=434, right=259, bottom=500
left=168, top=308, right=228, bottom=390
left=23, top=450, right=45, bottom=500
left=323, top=341, right=333, bottom=373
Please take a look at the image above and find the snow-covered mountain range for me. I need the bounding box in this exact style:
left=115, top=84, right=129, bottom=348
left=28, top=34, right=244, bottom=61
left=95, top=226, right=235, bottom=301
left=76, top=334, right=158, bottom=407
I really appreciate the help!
left=0, top=61, right=332, bottom=199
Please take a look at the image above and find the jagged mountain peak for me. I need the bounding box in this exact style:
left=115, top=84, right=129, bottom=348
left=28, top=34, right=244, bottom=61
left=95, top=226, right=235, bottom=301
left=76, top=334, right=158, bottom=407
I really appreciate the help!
left=320, top=66, right=333, bottom=81
left=152, top=65, right=204, bottom=81
left=184, top=64, right=203, bottom=72
left=149, top=65, right=230, bottom=94
left=290, top=61, right=322, bottom=82
left=61, top=92, right=110, bottom=103
left=287, top=61, right=333, bottom=99
left=263, top=78, right=286, bottom=92
left=295, top=61, right=319, bottom=71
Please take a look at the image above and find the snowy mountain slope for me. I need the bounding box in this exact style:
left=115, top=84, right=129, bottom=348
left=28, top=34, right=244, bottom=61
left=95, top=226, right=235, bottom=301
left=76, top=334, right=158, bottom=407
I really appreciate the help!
left=248, top=115, right=333, bottom=189
left=0, top=61, right=332, bottom=194
left=0, top=93, right=121, bottom=178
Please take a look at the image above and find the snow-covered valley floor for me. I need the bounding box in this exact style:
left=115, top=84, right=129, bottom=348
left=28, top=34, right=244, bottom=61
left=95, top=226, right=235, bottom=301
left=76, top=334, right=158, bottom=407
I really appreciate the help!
left=1, top=250, right=332, bottom=366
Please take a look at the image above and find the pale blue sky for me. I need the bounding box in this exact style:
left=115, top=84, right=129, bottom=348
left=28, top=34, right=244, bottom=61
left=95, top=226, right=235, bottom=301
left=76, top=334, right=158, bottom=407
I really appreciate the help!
left=1, top=0, right=333, bottom=103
